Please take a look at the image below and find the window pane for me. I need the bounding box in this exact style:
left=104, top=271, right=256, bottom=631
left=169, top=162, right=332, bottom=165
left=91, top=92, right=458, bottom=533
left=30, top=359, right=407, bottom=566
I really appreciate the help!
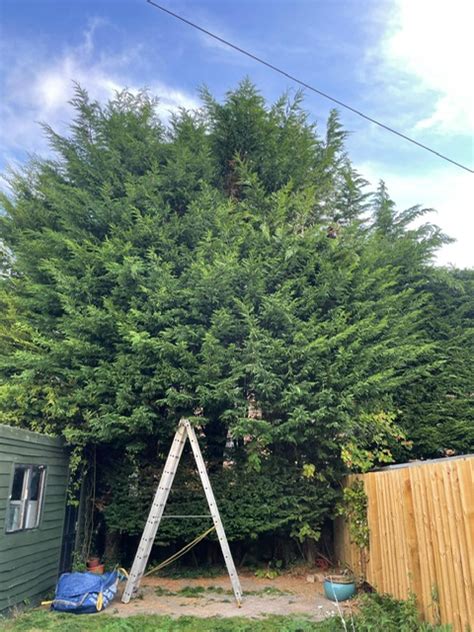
left=25, top=501, right=40, bottom=528
left=25, top=467, right=45, bottom=528
left=28, top=467, right=42, bottom=501
left=6, top=501, right=22, bottom=532
left=11, top=467, right=26, bottom=501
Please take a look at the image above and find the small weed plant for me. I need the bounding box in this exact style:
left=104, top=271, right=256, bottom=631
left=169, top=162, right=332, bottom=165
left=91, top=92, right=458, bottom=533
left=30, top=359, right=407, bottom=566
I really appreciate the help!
left=344, top=593, right=452, bottom=632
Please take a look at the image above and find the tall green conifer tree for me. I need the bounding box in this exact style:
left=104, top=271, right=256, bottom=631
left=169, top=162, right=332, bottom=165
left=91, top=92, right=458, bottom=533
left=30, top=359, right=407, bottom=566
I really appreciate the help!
left=0, top=82, right=471, bottom=557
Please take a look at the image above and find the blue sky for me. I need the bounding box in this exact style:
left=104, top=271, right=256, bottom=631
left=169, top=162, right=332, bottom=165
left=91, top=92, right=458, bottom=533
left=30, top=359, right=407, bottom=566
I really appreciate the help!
left=1, top=0, right=473, bottom=266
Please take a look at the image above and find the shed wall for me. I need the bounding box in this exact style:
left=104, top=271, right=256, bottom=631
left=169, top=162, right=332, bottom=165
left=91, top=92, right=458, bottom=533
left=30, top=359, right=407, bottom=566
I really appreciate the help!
left=0, top=425, right=69, bottom=612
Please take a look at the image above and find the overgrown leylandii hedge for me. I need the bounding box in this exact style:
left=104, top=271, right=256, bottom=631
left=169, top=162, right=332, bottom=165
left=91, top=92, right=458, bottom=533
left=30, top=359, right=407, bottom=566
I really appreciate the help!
left=0, top=81, right=472, bottom=560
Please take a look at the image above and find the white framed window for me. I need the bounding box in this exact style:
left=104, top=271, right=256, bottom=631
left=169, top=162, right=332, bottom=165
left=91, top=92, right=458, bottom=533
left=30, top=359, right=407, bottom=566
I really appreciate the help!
left=6, top=464, right=47, bottom=533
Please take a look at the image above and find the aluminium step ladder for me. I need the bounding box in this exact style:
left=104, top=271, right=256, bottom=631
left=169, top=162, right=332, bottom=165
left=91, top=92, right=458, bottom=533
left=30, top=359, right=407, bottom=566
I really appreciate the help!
left=122, top=418, right=243, bottom=605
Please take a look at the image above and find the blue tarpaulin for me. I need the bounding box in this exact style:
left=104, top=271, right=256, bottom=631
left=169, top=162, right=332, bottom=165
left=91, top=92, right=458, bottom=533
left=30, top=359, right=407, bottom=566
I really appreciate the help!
left=51, top=570, right=118, bottom=614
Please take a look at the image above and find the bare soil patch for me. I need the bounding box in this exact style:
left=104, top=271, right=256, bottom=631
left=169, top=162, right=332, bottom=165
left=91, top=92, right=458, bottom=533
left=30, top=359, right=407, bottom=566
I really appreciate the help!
left=109, top=571, right=346, bottom=620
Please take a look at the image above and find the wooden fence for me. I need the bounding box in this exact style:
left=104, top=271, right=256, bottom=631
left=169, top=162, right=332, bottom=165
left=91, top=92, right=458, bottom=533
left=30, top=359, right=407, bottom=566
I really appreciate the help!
left=334, top=455, right=473, bottom=631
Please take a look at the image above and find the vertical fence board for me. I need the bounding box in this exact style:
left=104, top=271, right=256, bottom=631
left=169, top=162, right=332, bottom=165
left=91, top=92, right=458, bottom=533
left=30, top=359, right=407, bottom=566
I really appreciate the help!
left=334, top=455, right=473, bottom=631
left=366, top=474, right=380, bottom=585
left=458, top=459, right=474, bottom=626
left=409, top=465, right=433, bottom=622
left=419, top=464, right=439, bottom=623
left=390, top=472, right=404, bottom=598
left=416, top=467, right=429, bottom=619
left=437, top=464, right=460, bottom=629
left=449, top=461, right=473, bottom=626
left=446, top=463, right=467, bottom=625
left=396, top=470, right=410, bottom=598
left=381, top=473, right=396, bottom=594
left=426, top=463, right=449, bottom=622
left=403, top=469, right=421, bottom=601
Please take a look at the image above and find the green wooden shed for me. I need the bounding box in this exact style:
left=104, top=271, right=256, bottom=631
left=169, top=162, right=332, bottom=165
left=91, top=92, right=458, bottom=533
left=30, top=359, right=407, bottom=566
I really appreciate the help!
left=0, top=424, right=70, bottom=612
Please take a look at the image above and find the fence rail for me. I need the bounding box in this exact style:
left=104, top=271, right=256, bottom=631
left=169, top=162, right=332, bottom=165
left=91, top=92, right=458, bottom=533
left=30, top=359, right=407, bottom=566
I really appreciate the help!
left=334, top=455, right=473, bottom=631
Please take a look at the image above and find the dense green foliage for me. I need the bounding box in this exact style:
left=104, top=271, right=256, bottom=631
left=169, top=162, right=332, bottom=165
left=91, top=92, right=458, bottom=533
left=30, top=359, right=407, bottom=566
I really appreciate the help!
left=395, top=268, right=473, bottom=458
left=2, top=595, right=451, bottom=631
left=0, top=81, right=472, bottom=558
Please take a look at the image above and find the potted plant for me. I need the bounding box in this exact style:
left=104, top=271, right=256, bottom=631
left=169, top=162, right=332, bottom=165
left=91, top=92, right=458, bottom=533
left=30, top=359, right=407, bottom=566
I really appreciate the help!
left=88, top=562, right=105, bottom=575
left=86, top=556, right=100, bottom=569
left=86, top=551, right=104, bottom=575
left=323, top=572, right=356, bottom=602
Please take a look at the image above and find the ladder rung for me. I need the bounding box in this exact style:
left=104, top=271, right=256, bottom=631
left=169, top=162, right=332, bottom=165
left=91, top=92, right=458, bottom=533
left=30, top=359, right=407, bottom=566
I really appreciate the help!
left=161, top=515, right=212, bottom=519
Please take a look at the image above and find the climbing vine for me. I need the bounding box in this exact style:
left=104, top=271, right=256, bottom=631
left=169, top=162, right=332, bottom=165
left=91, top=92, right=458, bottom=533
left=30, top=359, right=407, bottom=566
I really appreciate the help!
left=338, top=478, right=369, bottom=550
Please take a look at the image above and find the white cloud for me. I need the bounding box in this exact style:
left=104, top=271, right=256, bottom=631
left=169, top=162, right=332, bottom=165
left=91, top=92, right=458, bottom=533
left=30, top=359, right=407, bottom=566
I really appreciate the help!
left=382, top=0, right=474, bottom=135
left=0, top=19, right=199, bottom=161
left=151, top=84, right=200, bottom=119
left=358, top=161, right=474, bottom=268
left=355, top=0, right=474, bottom=270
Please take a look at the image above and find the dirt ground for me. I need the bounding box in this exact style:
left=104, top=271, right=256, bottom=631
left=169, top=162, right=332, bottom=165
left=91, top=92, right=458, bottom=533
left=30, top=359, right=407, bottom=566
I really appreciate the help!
left=108, top=571, right=351, bottom=621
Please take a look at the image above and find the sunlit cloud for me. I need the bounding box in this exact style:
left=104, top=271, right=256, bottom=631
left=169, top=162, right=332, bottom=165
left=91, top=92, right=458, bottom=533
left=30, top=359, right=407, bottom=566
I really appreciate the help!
left=0, top=19, right=198, bottom=161
left=381, top=0, right=474, bottom=135
left=358, top=161, right=474, bottom=268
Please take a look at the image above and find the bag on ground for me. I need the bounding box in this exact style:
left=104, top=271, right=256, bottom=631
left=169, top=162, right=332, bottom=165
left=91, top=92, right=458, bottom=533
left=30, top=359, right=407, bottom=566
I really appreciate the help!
left=51, top=570, right=118, bottom=614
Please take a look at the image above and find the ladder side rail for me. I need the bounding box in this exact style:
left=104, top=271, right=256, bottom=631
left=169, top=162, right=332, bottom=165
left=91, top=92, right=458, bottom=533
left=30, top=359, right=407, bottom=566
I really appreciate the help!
left=122, top=423, right=187, bottom=603
left=184, top=420, right=243, bottom=605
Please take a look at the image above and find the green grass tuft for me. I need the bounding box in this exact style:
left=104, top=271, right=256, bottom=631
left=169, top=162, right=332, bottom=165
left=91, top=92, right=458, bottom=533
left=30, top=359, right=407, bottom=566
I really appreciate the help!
left=154, top=586, right=176, bottom=597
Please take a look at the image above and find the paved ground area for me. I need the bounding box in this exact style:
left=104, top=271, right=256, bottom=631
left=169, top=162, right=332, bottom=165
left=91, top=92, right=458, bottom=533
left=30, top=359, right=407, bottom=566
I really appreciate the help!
left=108, top=571, right=349, bottom=620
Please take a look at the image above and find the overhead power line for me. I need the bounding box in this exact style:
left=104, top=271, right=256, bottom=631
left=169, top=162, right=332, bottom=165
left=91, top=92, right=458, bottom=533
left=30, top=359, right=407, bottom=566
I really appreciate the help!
left=146, top=0, right=473, bottom=174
